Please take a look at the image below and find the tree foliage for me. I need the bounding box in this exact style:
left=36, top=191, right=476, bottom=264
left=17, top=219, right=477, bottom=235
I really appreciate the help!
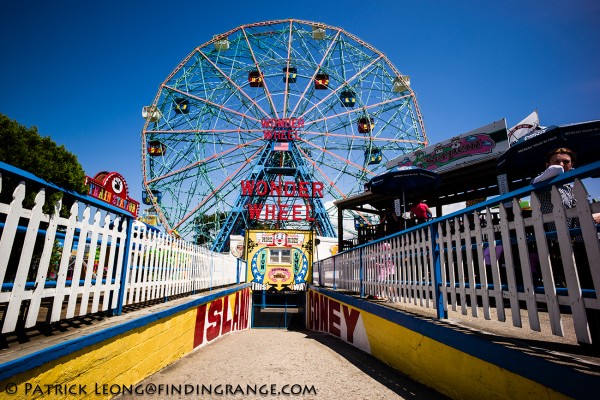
left=0, top=113, right=87, bottom=213
left=0, top=113, right=87, bottom=193
left=194, top=211, right=229, bottom=246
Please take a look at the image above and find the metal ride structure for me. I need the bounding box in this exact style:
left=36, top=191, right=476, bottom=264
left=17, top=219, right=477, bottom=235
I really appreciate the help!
left=141, top=19, right=428, bottom=252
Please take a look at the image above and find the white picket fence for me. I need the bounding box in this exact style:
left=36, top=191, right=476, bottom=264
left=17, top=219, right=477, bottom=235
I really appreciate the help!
left=124, top=226, right=242, bottom=305
left=315, top=161, right=600, bottom=345
left=0, top=162, right=245, bottom=334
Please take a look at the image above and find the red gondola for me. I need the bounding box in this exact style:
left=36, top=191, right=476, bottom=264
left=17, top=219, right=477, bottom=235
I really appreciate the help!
left=358, top=117, right=374, bottom=133
left=248, top=70, right=263, bottom=87
left=314, top=73, right=329, bottom=90
left=148, top=140, right=166, bottom=156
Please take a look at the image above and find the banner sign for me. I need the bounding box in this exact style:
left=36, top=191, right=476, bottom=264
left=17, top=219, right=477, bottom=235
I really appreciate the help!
left=386, top=119, right=509, bottom=173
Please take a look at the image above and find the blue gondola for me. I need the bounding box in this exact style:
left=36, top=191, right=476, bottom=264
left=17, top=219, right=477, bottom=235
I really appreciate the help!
left=283, top=66, right=297, bottom=83
left=174, top=98, right=189, bottom=114
left=340, top=90, right=356, bottom=107
left=142, top=189, right=162, bottom=205
left=366, top=147, right=382, bottom=165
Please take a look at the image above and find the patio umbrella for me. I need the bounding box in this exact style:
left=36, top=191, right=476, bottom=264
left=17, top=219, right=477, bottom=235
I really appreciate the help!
left=367, top=166, right=441, bottom=215
left=496, top=120, right=600, bottom=176
left=368, top=165, right=440, bottom=195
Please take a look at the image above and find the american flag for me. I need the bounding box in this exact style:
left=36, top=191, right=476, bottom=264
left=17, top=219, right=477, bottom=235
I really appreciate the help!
left=273, top=142, right=290, bottom=151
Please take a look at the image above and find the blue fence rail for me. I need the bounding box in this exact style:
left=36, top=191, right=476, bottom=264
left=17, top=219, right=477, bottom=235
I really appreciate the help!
left=315, top=161, right=600, bottom=345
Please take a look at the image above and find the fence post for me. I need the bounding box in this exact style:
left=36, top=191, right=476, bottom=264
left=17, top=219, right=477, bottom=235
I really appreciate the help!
left=359, top=247, right=364, bottom=298
left=332, top=257, right=336, bottom=290
left=210, top=252, right=214, bottom=291
left=113, top=217, right=134, bottom=316
left=431, top=221, right=447, bottom=319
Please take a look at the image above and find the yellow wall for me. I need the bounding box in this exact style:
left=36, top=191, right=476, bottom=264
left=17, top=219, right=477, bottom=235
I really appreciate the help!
left=0, top=287, right=250, bottom=400
left=306, top=289, right=569, bottom=400
left=361, top=313, right=567, bottom=400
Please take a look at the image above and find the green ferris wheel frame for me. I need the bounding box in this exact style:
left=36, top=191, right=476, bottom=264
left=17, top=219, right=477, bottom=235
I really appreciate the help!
left=141, top=19, right=428, bottom=247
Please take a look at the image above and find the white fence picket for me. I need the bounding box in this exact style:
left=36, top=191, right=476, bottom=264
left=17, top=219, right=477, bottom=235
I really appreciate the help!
left=2, top=189, right=46, bottom=333
left=0, top=168, right=244, bottom=335
left=25, top=198, right=61, bottom=328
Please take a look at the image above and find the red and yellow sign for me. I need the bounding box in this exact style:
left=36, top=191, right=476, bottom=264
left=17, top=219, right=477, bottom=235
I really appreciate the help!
left=85, top=171, right=139, bottom=217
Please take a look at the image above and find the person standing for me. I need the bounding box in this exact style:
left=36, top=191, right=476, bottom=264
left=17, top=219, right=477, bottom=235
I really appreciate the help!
left=410, top=200, right=432, bottom=225
left=532, top=147, right=600, bottom=226
left=531, top=147, right=600, bottom=289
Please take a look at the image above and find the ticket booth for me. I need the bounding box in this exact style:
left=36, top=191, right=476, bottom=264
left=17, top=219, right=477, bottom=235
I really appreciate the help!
left=244, top=229, right=314, bottom=328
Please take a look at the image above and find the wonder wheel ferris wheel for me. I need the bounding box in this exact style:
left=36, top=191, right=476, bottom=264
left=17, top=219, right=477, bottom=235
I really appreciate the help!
left=141, top=19, right=427, bottom=251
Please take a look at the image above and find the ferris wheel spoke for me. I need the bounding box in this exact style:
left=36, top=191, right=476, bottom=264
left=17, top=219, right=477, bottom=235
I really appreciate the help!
left=147, top=139, right=265, bottom=185
left=197, top=50, right=272, bottom=119
left=289, top=30, right=342, bottom=118
left=299, top=139, right=372, bottom=177
left=163, top=85, right=263, bottom=128
left=305, top=93, right=413, bottom=130
left=301, top=129, right=372, bottom=143
left=296, top=147, right=353, bottom=200
left=241, top=27, right=279, bottom=119
left=145, top=128, right=263, bottom=139
left=171, top=146, right=269, bottom=231
left=296, top=54, right=383, bottom=121
left=282, top=20, right=294, bottom=118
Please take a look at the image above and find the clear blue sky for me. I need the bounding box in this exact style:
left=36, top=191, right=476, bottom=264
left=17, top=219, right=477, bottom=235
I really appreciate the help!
left=1, top=0, right=599, bottom=202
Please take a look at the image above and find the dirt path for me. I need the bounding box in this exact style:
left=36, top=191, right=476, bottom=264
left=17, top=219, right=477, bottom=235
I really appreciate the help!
left=116, top=329, right=449, bottom=400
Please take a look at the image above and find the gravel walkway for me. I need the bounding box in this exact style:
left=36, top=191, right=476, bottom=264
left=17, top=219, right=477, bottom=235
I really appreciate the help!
left=117, top=328, right=449, bottom=400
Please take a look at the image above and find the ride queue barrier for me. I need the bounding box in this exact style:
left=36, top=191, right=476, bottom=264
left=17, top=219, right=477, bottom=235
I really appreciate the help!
left=314, top=160, right=600, bottom=346
left=0, top=161, right=245, bottom=335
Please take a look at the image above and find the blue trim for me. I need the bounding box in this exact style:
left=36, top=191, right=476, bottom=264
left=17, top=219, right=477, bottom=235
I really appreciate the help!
left=114, top=218, right=134, bottom=315
left=0, top=284, right=251, bottom=382
left=308, top=285, right=600, bottom=398
left=431, top=224, right=447, bottom=319
left=2, top=279, right=115, bottom=291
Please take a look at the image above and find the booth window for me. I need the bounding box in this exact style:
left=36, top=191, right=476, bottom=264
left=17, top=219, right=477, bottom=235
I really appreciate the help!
left=269, top=248, right=291, bottom=264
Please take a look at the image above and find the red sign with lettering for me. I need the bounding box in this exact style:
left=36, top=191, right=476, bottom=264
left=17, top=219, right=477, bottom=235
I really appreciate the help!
left=85, top=171, right=139, bottom=217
